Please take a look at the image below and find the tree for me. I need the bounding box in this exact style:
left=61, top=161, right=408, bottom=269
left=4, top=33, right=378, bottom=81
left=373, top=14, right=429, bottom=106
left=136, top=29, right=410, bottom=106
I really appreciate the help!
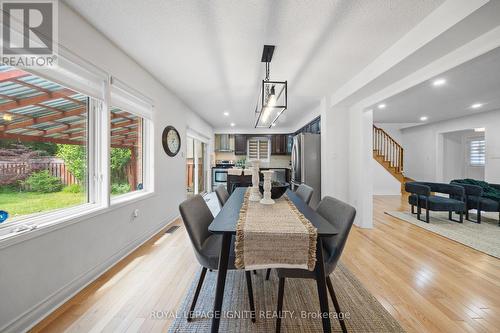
left=56, top=144, right=86, bottom=182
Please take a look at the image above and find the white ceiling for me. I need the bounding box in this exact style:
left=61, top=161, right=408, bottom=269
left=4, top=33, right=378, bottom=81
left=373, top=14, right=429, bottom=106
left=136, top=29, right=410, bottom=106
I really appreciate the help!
left=373, top=46, right=500, bottom=124
left=64, top=0, right=444, bottom=131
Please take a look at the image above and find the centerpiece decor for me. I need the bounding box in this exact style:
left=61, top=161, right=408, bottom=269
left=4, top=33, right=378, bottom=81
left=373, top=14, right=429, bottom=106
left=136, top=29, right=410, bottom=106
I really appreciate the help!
left=260, top=170, right=275, bottom=205
left=248, top=160, right=261, bottom=202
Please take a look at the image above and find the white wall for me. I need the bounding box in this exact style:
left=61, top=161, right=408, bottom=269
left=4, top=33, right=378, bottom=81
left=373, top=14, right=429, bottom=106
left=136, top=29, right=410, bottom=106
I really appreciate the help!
left=0, top=3, right=213, bottom=332
left=402, top=109, right=499, bottom=183
left=372, top=160, right=402, bottom=195
left=374, top=122, right=418, bottom=144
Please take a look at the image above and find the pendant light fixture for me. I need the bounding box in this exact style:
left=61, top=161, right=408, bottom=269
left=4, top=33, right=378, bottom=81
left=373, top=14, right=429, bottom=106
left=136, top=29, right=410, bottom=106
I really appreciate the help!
left=254, top=45, right=287, bottom=128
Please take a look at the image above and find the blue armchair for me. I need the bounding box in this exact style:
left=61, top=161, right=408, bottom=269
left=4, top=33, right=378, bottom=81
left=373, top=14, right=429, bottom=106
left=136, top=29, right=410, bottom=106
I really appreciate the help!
left=450, top=181, right=500, bottom=224
left=405, top=182, right=466, bottom=223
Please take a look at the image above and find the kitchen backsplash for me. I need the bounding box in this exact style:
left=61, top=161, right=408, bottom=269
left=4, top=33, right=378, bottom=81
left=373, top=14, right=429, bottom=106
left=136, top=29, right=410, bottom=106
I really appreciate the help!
left=214, top=152, right=291, bottom=169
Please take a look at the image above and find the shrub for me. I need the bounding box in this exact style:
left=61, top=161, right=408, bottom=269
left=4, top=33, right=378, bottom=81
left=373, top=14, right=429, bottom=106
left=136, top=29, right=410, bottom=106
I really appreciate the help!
left=56, top=144, right=86, bottom=182
left=111, top=183, right=130, bottom=195
left=62, top=184, right=82, bottom=193
left=25, top=170, right=62, bottom=193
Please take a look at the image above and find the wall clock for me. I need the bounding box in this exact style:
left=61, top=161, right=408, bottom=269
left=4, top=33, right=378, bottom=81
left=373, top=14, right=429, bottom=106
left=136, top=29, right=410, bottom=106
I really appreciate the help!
left=162, top=126, right=181, bottom=157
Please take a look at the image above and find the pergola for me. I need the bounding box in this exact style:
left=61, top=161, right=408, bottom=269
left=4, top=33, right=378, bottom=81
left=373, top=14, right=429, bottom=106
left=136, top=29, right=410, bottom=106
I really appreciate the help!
left=0, top=65, right=142, bottom=189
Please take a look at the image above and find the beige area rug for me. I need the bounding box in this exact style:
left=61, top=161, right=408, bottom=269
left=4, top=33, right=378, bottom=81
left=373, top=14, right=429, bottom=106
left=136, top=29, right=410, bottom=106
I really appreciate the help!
left=167, top=262, right=405, bottom=332
left=386, top=211, right=500, bottom=259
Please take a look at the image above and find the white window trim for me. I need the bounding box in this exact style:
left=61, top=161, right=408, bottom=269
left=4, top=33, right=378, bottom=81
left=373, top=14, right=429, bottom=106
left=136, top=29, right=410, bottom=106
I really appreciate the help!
left=247, top=137, right=271, bottom=162
left=0, top=65, right=156, bottom=245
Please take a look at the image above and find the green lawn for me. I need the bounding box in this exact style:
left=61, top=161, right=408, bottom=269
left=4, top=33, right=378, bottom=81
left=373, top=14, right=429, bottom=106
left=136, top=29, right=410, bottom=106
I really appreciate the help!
left=0, top=191, right=86, bottom=218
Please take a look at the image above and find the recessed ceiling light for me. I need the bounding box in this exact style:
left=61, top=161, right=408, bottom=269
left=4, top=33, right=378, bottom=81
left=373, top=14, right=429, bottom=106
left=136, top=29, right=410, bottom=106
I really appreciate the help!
left=223, top=111, right=229, bottom=116
left=432, top=78, right=446, bottom=86
left=271, top=123, right=276, bottom=127
left=2, top=113, right=13, bottom=121
left=420, top=116, right=428, bottom=121
left=471, top=103, right=483, bottom=109
left=474, top=127, right=485, bottom=132
left=230, top=122, right=235, bottom=127
left=377, top=103, right=386, bottom=109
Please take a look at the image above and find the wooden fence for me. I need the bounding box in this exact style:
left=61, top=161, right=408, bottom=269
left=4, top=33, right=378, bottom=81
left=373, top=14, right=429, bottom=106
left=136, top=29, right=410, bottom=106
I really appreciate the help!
left=0, top=162, right=78, bottom=189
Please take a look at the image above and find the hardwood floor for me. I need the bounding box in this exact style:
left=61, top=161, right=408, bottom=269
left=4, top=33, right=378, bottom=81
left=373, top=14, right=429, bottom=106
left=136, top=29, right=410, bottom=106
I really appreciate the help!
left=31, top=195, right=500, bottom=333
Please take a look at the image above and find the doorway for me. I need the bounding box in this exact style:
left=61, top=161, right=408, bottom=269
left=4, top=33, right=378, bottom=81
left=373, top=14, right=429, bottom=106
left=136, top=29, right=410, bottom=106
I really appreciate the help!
left=186, top=136, right=207, bottom=197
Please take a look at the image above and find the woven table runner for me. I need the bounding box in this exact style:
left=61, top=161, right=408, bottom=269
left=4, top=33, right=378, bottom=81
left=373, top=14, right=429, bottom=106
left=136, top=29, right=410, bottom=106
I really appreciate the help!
left=235, top=188, right=317, bottom=271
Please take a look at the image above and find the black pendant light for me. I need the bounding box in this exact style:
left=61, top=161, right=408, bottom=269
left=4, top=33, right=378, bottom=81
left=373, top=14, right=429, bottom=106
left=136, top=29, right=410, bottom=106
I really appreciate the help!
left=254, top=45, right=287, bottom=128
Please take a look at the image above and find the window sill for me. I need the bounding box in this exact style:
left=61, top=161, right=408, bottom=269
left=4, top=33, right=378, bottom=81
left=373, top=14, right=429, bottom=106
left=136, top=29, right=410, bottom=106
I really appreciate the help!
left=0, top=191, right=156, bottom=250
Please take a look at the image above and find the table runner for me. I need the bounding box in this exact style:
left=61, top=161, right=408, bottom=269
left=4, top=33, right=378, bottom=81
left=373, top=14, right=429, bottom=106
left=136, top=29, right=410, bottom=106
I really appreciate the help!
left=235, top=189, right=317, bottom=271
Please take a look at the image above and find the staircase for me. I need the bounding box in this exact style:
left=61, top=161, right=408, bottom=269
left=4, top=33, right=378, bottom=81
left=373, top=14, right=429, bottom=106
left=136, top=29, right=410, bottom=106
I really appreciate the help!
left=373, top=125, right=412, bottom=193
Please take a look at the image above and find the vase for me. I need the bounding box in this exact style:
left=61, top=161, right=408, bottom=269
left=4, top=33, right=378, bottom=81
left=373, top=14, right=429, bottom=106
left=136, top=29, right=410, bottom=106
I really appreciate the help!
left=249, top=161, right=261, bottom=201
left=260, top=170, right=275, bottom=205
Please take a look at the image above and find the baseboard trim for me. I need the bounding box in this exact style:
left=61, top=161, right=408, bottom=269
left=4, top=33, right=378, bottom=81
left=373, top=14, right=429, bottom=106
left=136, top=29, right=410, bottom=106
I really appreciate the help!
left=1, top=215, right=180, bottom=333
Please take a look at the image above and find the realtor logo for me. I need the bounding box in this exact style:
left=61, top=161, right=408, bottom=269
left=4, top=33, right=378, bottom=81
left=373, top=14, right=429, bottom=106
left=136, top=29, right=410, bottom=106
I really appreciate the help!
left=1, top=0, right=58, bottom=67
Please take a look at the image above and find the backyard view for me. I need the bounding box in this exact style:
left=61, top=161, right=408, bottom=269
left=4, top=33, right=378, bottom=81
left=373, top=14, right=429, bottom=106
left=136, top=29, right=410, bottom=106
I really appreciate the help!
left=0, top=65, right=144, bottom=224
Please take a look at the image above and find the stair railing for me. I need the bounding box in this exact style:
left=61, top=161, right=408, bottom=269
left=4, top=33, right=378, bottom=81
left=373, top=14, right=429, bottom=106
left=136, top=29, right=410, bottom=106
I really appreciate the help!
left=373, top=125, right=404, bottom=173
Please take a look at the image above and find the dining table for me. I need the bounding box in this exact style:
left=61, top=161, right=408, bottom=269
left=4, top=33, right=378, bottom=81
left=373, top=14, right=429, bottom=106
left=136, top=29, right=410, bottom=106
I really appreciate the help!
left=208, top=187, right=339, bottom=333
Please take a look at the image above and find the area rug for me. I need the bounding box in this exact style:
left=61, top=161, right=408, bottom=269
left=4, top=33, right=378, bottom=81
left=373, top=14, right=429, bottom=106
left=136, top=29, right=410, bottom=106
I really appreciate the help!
left=386, top=211, right=500, bottom=258
left=167, top=262, right=405, bottom=332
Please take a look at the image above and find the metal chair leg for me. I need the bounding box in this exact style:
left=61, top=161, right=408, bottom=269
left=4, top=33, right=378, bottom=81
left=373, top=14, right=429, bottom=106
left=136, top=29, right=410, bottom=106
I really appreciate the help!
left=276, top=278, right=285, bottom=333
left=245, top=271, right=256, bottom=323
left=188, top=267, right=207, bottom=322
left=327, top=276, right=348, bottom=333
left=265, top=268, right=271, bottom=280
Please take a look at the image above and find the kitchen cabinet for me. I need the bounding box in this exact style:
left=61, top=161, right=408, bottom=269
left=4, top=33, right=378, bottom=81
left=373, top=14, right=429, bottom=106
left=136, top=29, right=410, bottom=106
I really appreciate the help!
left=234, top=134, right=247, bottom=155
left=271, top=134, right=288, bottom=155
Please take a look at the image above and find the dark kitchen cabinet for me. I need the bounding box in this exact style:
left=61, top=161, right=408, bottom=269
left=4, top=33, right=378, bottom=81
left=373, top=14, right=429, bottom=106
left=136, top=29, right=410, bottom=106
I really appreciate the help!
left=271, top=134, right=289, bottom=155
left=234, top=134, right=247, bottom=155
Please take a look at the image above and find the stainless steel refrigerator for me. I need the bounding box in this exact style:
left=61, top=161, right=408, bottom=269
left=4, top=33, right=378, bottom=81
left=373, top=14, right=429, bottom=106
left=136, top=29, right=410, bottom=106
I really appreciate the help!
left=291, top=133, right=321, bottom=207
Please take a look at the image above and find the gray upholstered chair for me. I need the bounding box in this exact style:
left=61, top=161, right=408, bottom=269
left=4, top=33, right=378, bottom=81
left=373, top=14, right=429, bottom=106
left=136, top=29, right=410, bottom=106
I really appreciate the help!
left=215, top=185, right=230, bottom=207
left=179, top=195, right=255, bottom=322
left=274, top=196, right=356, bottom=333
left=295, top=183, right=314, bottom=205
left=450, top=181, right=500, bottom=224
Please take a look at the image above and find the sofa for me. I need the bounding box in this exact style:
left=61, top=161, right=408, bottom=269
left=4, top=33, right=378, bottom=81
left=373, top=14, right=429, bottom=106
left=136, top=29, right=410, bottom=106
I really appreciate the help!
left=450, top=181, right=500, bottom=225
left=405, top=182, right=466, bottom=223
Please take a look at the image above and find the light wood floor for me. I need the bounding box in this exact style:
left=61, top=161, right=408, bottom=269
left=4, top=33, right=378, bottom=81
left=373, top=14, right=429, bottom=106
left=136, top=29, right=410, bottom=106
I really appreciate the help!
left=31, top=196, right=500, bottom=333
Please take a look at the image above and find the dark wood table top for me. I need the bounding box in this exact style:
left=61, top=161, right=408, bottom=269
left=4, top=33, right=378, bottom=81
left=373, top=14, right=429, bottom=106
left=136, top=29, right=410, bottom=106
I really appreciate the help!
left=209, top=187, right=338, bottom=236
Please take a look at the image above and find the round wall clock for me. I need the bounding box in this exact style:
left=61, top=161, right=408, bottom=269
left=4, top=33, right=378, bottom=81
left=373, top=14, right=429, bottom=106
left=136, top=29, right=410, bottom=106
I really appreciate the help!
left=162, top=126, right=181, bottom=157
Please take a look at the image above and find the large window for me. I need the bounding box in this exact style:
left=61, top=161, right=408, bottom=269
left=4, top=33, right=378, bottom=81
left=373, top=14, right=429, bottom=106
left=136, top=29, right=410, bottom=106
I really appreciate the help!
left=0, top=64, right=153, bottom=239
left=469, top=139, right=486, bottom=166
left=110, top=107, right=144, bottom=197
left=0, top=65, right=91, bottom=223
left=247, top=137, right=270, bottom=162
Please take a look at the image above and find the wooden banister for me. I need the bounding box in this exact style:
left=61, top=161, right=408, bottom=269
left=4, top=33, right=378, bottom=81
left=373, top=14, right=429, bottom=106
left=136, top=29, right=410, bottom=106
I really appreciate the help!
left=373, top=125, right=404, bottom=174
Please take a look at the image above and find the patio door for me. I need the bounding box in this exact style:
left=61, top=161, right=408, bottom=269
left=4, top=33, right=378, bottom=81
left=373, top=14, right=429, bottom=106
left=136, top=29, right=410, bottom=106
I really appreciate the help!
left=186, top=135, right=207, bottom=197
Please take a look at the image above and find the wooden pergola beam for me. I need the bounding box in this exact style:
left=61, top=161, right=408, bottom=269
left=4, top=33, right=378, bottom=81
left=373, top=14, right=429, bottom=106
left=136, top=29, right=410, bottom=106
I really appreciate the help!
left=0, top=107, right=86, bottom=131
left=0, top=69, right=30, bottom=83
left=0, top=89, right=81, bottom=112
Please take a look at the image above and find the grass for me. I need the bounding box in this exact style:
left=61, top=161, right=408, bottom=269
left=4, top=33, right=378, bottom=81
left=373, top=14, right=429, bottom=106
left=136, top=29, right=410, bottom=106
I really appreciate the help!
left=0, top=190, right=86, bottom=219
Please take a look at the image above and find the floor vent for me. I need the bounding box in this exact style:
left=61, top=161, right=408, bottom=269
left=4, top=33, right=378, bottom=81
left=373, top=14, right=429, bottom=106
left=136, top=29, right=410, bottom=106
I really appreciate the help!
left=165, top=225, right=180, bottom=234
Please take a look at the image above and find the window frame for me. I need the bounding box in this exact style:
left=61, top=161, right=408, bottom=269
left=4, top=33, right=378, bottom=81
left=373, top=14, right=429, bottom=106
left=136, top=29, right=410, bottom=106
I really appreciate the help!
left=0, top=64, right=155, bottom=244
left=247, top=137, right=271, bottom=163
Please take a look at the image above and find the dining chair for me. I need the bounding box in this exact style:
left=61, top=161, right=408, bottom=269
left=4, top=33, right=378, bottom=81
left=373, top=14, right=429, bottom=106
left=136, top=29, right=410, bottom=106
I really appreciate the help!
left=215, top=185, right=230, bottom=207
left=179, top=195, right=256, bottom=322
left=274, top=196, right=356, bottom=333
left=295, top=183, right=314, bottom=205
left=265, top=183, right=315, bottom=281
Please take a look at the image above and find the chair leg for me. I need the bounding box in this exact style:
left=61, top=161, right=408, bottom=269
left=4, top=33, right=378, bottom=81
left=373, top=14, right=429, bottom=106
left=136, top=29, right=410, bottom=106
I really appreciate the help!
left=426, top=209, right=430, bottom=223
left=276, top=278, right=286, bottom=333
left=459, top=211, right=463, bottom=223
left=245, top=271, right=256, bottom=323
left=327, top=276, right=348, bottom=333
left=411, top=205, right=415, bottom=214
left=465, top=210, right=469, bottom=221
left=477, top=210, right=481, bottom=224
left=448, top=211, right=452, bottom=221
left=266, top=268, right=271, bottom=280
left=187, top=267, right=207, bottom=322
